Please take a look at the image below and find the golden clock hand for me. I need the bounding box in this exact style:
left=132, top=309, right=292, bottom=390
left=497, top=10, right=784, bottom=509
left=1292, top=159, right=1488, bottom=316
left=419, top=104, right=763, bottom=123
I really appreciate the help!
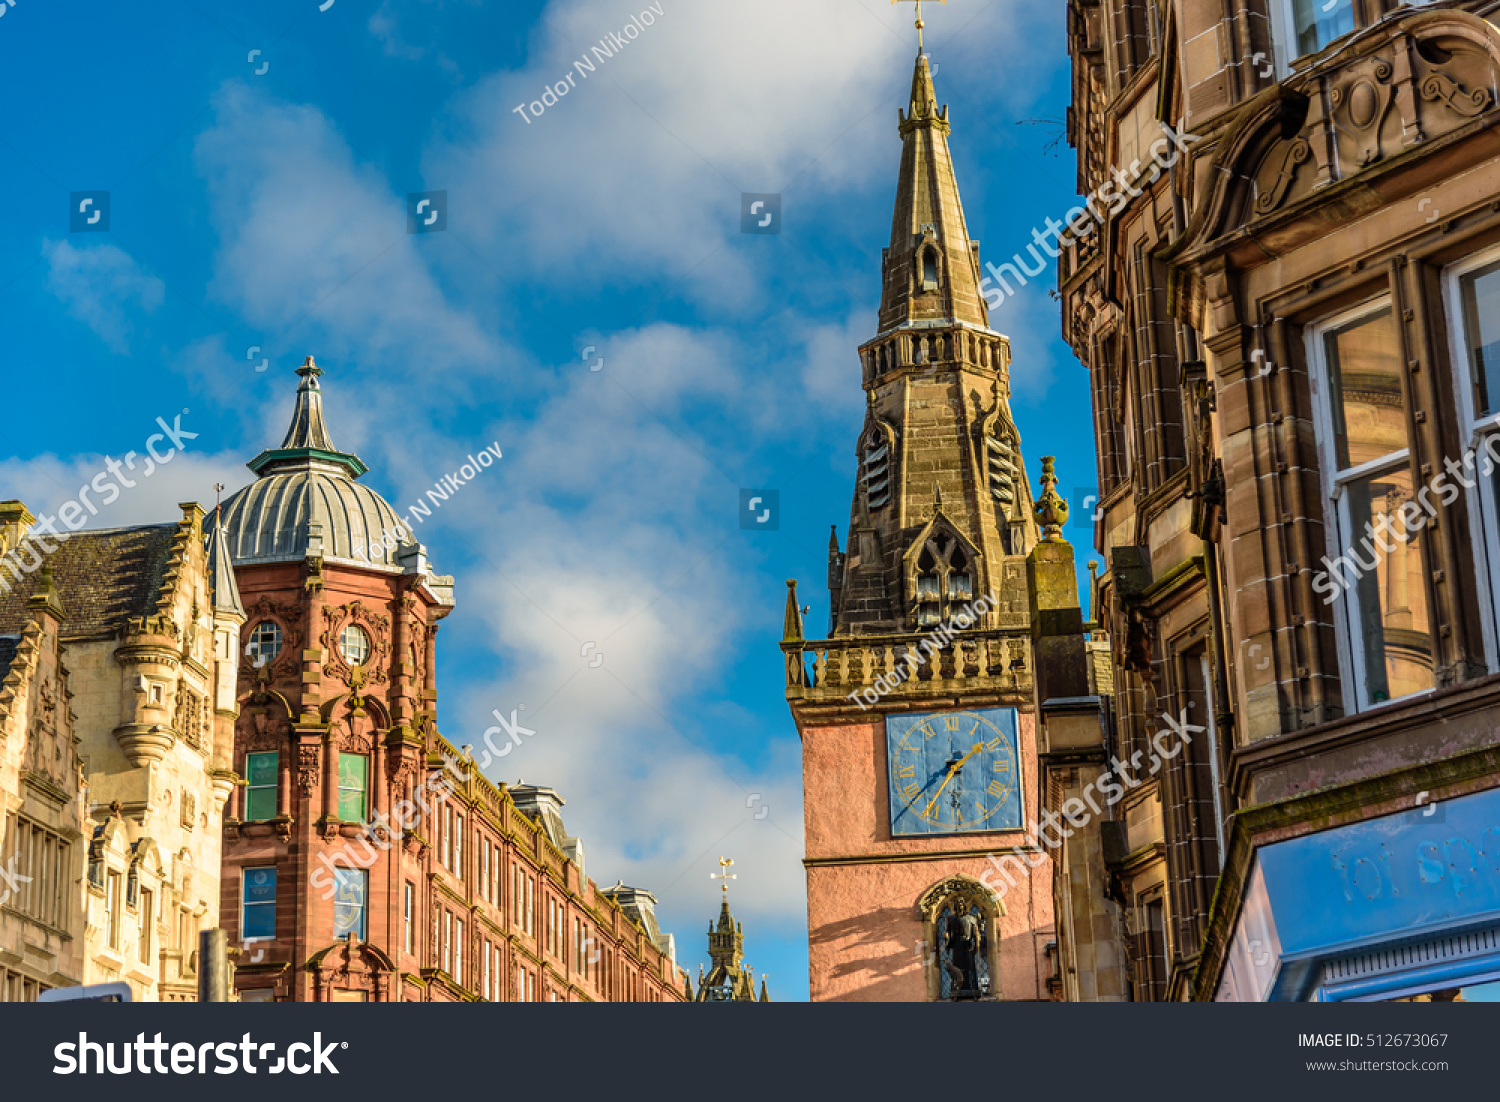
left=922, top=743, right=986, bottom=818
left=922, top=765, right=958, bottom=819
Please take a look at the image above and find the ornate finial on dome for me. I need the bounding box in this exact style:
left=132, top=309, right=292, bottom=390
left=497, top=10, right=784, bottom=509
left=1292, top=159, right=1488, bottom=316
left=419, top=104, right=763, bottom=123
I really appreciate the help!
left=245, top=357, right=368, bottom=481
left=281, top=357, right=337, bottom=452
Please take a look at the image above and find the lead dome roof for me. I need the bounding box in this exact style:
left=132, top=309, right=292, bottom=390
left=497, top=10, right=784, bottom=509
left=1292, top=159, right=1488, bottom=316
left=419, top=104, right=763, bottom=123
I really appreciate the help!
left=216, top=359, right=447, bottom=594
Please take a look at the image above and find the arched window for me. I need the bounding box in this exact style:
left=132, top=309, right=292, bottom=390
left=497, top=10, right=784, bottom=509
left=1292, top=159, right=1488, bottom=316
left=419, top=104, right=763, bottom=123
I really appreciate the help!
left=916, top=545, right=941, bottom=627
left=913, top=532, right=978, bottom=625
left=922, top=248, right=940, bottom=291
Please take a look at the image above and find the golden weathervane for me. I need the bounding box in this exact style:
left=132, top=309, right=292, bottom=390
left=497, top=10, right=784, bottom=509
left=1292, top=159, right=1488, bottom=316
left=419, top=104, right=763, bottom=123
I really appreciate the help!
left=892, top=0, right=945, bottom=52
left=711, top=856, right=737, bottom=899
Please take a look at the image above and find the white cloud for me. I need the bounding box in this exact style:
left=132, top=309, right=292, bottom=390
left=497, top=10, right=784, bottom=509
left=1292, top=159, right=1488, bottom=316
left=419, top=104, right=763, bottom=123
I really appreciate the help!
left=42, top=239, right=165, bottom=354
left=426, top=0, right=939, bottom=303
left=193, top=81, right=502, bottom=378
left=0, top=445, right=252, bottom=536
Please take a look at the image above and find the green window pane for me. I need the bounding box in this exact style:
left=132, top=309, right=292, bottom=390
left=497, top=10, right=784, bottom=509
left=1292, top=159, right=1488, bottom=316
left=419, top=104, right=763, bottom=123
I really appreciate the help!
left=246, top=787, right=278, bottom=821
left=246, top=752, right=278, bottom=787
left=338, top=754, right=368, bottom=822
left=245, top=751, right=278, bottom=821
left=338, top=753, right=367, bottom=789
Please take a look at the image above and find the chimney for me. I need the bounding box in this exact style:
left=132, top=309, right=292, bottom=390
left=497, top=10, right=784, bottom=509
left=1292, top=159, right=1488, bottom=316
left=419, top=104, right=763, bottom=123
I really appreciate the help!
left=0, top=501, right=35, bottom=558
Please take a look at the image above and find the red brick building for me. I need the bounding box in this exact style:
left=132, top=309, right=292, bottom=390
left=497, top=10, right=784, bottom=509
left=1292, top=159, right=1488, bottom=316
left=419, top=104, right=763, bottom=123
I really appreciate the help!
left=216, top=358, right=685, bottom=1002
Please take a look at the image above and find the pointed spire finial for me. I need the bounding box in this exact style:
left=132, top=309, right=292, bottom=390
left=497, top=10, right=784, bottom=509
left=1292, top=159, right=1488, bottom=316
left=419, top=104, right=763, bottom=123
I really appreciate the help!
left=1034, top=457, right=1070, bottom=543
left=247, top=354, right=369, bottom=481
left=782, top=579, right=804, bottom=644
left=892, top=0, right=944, bottom=53
left=29, top=560, right=67, bottom=620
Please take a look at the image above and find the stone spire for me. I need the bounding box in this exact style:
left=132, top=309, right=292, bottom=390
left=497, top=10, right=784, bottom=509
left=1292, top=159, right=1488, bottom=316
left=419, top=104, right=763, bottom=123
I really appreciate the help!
left=782, top=579, right=803, bottom=644
left=205, top=513, right=245, bottom=618
left=878, top=50, right=989, bottom=334
left=694, top=857, right=768, bottom=1002
left=832, top=50, right=1038, bottom=637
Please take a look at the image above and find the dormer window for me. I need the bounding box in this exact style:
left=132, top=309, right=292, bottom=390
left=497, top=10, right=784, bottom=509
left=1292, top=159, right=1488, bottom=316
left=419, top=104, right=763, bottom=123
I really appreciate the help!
left=921, top=247, right=940, bottom=292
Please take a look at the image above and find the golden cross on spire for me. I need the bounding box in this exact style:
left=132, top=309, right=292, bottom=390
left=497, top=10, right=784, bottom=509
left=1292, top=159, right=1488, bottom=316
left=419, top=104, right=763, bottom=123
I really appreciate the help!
left=711, top=856, right=736, bottom=899
left=892, top=0, right=945, bottom=52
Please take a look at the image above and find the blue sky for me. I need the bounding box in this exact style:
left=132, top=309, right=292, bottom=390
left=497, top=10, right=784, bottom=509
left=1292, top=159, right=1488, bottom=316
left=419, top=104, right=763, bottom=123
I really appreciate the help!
left=0, top=0, right=1094, bottom=1000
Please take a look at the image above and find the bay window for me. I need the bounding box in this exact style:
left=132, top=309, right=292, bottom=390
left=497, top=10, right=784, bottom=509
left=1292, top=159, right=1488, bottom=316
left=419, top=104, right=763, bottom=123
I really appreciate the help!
left=1310, top=301, right=1435, bottom=709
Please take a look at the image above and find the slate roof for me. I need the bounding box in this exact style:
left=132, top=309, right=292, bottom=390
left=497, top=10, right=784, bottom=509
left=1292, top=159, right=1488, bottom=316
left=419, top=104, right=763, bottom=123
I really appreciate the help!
left=0, top=524, right=179, bottom=639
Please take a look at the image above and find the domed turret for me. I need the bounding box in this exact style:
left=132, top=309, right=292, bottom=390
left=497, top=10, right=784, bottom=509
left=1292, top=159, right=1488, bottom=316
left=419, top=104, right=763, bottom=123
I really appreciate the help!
left=218, top=358, right=431, bottom=578
left=217, top=358, right=450, bottom=608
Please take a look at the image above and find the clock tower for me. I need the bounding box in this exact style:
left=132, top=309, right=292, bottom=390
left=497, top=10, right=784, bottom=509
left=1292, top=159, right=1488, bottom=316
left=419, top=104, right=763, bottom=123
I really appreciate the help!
left=782, top=45, right=1064, bottom=1002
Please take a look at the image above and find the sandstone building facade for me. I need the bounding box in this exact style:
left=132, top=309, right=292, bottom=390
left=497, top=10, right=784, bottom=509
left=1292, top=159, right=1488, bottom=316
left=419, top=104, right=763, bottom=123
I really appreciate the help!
left=0, top=499, right=244, bottom=1002
left=216, top=359, right=686, bottom=1002
left=1062, top=0, right=1500, bottom=1000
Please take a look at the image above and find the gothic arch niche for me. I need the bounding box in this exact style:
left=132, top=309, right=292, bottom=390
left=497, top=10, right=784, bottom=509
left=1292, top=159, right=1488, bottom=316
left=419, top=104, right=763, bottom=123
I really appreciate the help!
left=920, top=243, right=941, bottom=292
left=976, top=380, right=1025, bottom=553
left=917, top=875, right=1006, bottom=1002
left=859, top=394, right=899, bottom=512
left=902, top=517, right=983, bottom=630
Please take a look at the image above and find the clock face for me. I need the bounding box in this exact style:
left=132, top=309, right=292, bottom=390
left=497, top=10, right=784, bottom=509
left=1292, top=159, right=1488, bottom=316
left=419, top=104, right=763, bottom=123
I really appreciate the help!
left=886, top=708, right=1022, bottom=836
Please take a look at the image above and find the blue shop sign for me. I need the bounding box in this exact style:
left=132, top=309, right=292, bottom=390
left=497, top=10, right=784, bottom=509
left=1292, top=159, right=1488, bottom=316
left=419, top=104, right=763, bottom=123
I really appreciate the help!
left=1259, top=787, right=1500, bottom=956
left=1219, top=786, right=1500, bottom=1000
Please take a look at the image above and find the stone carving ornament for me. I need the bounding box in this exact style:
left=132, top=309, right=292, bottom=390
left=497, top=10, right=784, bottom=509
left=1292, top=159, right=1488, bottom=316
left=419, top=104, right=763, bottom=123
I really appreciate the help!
left=320, top=601, right=392, bottom=686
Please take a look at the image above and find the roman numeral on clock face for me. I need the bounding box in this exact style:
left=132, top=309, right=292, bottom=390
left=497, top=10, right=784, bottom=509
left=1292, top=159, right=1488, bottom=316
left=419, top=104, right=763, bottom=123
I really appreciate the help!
left=898, top=765, right=916, bottom=778
left=987, top=780, right=1007, bottom=797
left=903, top=783, right=921, bottom=800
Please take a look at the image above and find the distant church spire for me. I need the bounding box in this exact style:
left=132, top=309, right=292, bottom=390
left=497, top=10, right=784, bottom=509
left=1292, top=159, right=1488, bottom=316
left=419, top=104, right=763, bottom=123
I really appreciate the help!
left=694, top=857, right=769, bottom=1003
